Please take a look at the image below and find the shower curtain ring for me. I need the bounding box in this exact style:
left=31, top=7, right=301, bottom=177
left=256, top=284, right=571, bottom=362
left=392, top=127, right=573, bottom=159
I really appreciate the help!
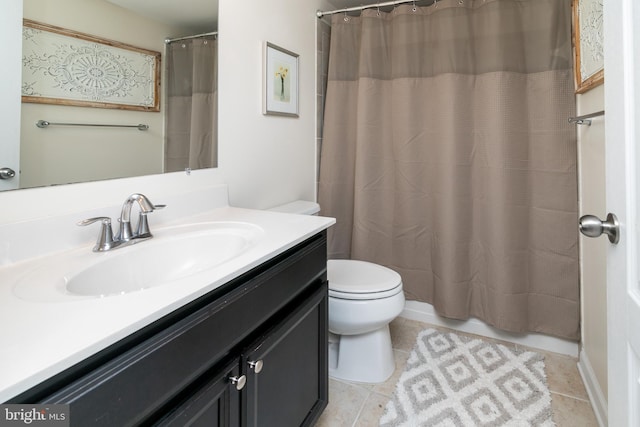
left=433, top=0, right=438, bottom=8
left=412, top=1, right=417, bottom=12
left=344, top=11, right=349, bottom=21
left=377, top=3, right=381, bottom=16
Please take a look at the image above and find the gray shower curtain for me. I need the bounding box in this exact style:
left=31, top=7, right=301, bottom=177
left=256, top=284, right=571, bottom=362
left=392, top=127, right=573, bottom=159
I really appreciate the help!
left=318, top=0, right=579, bottom=340
left=165, top=37, right=218, bottom=172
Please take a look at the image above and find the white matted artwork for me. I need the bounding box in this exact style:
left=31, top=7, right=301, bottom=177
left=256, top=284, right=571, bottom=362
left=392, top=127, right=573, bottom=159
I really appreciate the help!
left=263, top=42, right=299, bottom=117
left=22, top=19, right=160, bottom=112
left=573, top=0, right=604, bottom=94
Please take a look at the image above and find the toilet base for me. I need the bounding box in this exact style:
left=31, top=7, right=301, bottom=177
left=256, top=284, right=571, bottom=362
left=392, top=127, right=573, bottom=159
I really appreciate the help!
left=328, top=325, right=395, bottom=383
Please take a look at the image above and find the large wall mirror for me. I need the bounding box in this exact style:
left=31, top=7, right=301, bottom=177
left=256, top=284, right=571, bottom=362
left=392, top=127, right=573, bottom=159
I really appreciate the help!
left=7, top=0, right=218, bottom=192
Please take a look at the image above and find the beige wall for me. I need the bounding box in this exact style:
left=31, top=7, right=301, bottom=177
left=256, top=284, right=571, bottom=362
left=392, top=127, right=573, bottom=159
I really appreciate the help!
left=577, top=84, right=607, bottom=401
left=21, top=0, right=188, bottom=189
left=217, top=0, right=332, bottom=209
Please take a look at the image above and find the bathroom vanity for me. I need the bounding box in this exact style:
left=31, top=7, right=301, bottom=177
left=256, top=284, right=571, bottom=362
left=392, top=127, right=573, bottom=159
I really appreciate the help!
left=0, top=186, right=335, bottom=426
left=12, top=232, right=328, bottom=426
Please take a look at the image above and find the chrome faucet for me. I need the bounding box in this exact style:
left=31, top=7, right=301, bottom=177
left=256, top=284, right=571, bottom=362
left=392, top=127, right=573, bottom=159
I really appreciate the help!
left=116, top=193, right=163, bottom=242
left=78, top=193, right=166, bottom=252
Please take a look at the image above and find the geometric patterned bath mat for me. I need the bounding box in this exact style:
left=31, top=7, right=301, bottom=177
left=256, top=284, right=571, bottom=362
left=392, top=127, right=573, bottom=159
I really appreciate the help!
left=380, top=328, right=555, bottom=426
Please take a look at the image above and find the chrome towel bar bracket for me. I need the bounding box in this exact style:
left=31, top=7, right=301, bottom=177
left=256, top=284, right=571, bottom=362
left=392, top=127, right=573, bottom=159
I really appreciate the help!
left=568, top=110, right=605, bottom=126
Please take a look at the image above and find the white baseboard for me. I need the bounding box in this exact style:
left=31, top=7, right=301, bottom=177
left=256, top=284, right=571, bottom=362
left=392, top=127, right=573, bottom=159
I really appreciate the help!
left=400, top=300, right=579, bottom=357
left=577, top=349, right=608, bottom=427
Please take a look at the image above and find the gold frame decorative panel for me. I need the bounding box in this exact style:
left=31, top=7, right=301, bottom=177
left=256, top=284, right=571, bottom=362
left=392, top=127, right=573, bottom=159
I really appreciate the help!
left=22, top=19, right=161, bottom=112
left=572, top=0, right=604, bottom=94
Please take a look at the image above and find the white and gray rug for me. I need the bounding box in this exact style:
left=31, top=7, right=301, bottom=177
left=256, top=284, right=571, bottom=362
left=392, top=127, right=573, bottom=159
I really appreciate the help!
left=380, top=328, right=555, bottom=427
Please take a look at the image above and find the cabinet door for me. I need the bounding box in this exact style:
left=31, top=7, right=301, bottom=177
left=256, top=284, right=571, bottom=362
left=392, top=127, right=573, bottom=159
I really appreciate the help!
left=242, top=283, right=328, bottom=427
left=157, top=360, right=241, bottom=427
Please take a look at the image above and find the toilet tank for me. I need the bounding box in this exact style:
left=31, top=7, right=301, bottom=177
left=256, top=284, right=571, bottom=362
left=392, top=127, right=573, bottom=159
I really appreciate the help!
left=268, top=200, right=320, bottom=215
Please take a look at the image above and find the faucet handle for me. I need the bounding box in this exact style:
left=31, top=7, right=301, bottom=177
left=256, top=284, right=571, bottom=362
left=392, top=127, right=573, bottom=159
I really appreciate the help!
left=77, top=217, right=117, bottom=252
left=136, top=213, right=152, bottom=238
left=135, top=204, right=166, bottom=238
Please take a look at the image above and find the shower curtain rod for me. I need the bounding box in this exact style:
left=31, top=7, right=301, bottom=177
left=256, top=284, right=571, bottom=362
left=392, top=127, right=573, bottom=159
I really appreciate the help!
left=165, top=31, right=218, bottom=44
left=317, top=0, right=432, bottom=18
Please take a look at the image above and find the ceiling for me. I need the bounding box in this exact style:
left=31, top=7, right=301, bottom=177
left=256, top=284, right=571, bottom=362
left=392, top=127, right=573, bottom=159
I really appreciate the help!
left=104, top=0, right=425, bottom=34
left=105, top=0, right=218, bottom=33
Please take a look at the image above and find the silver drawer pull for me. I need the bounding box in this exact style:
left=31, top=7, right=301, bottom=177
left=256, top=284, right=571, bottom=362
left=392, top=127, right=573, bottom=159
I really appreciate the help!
left=229, top=375, right=246, bottom=391
left=248, top=360, right=264, bottom=374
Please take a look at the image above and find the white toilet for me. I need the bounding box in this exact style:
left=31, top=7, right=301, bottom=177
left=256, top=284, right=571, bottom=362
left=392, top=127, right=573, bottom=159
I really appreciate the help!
left=269, top=201, right=405, bottom=383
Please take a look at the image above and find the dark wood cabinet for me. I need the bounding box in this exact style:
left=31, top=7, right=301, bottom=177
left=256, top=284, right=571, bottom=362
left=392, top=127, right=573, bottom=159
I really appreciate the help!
left=12, top=232, right=328, bottom=427
left=157, top=360, right=241, bottom=427
left=243, top=284, right=327, bottom=427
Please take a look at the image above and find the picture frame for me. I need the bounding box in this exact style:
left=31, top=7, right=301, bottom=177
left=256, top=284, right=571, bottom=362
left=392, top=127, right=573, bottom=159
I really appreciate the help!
left=263, top=42, right=299, bottom=117
left=21, top=19, right=161, bottom=112
left=572, top=0, right=604, bottom=94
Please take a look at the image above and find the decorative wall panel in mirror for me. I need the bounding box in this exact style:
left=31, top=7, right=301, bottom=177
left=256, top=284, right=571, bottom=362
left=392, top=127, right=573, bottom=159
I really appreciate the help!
left=8, top=0, right=218, bottom=192
left=22, top=19, right=161, bottom=112
left=572, top=0, right=604, bottom=93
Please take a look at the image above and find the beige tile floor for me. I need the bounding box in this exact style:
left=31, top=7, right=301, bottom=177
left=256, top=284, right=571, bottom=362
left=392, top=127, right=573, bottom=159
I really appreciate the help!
left=315, top=317, right=599, bottom=427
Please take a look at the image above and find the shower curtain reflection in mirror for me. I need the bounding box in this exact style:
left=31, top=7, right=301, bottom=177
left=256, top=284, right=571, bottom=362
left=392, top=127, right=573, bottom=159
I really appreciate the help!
left=165, top=37, right=218, bottom=172
left=319, top=0, right=579, bottom=340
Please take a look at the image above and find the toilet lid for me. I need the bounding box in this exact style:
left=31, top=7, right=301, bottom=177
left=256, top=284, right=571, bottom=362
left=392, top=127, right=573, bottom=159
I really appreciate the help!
left=327, top=259, right=403, bottom=300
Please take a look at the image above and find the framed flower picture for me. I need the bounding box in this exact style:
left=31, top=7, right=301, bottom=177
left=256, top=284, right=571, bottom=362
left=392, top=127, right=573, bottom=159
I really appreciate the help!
left=572, top=0, right=604, bottom=94
left=263, top=42, right=299, bottom=117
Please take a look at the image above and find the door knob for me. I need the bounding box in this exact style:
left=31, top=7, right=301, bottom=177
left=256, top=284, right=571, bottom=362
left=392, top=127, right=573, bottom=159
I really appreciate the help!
left=579, top=213, right=620, bottom=244
left=0, top=168, right=15, bottom=180
left=229, top=374, right=246, bottom=391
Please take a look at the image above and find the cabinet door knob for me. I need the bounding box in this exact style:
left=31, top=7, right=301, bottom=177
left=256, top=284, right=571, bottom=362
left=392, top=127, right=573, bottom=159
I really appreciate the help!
left=229, top=374, right=247, bottom=391
left=248, top=360, right=264, bottom=373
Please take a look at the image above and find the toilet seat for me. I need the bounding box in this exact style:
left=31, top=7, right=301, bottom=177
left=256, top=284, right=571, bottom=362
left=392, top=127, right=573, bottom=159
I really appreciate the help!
left=327, top=259, right=403, bottom=300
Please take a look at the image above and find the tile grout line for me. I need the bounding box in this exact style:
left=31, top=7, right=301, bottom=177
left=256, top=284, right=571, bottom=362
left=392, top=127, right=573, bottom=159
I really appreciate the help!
left=351, top=389, right=373, bottom=427
left=550, top=390, right=592, bottom=403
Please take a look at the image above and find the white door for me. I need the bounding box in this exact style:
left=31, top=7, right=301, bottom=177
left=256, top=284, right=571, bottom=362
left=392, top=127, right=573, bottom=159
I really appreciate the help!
left=0, top=0, right=22, bottom=191
left=605, top=0, right=640, bottom=425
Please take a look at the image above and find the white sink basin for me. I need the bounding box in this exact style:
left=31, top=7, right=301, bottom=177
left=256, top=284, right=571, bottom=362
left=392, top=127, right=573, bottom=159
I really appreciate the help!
left=13, top=221, right=264, bottom=301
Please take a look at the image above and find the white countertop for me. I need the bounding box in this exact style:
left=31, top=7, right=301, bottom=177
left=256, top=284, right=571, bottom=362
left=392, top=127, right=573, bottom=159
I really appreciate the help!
left=0, top=206, right=335, bottom=402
